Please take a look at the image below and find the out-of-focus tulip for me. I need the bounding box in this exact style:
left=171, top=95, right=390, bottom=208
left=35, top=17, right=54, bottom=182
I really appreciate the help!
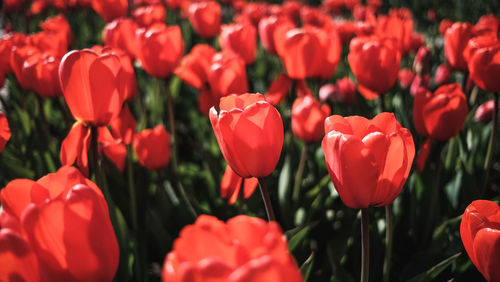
left=319, top=83, right=337, bottom=102
left=10, top=45, right=39, bottom=90
left=463, top=35, right=497, bottom=64
left=91, top=0, right=128, bottom=22
left=221, top=165, right=258, bottom=205
left=434, top=64, right=450, bottom=86
left=375, top=8, right=414, bottom=56
left=219, top=22, right=257, bottom=64
left=336, top=77, right=357, bottom=104
left=322, top=112, right=415, bottom=209
left=0, top=112, right=11, bottom=153
left=28, top=30, right=68, bottom=58
left=439, top=19, right=453, bottom=35
left=474, top=14, right=500, bottom=37
left=335, top=20, right=357, bottom=45
left=133, top=4, right=166, bottom=27
left=467, top=41, right=500, bottom=93
left=98, top=126, right=127, bottom=172
left=460, top=200, right=500, bottom=282
left=348, top=36, right=401, bottom=99
left=398, top=68, right=415, bottom=89
left=175, top=44, right=216, bottom=89
left=409, top=74, right=429, bottom=96
left=413, top=83, right=468, bottom=141
left=133, top=125, right=171, bottom=170
left=276, top=25, right=341, bottom=80
left=103, top=18, right=140, bottom=59
left=475, top=100, right=500, bottom=123
left=292, top=95, right=330, bottom=143
left=413, top=46, right=431, bottom=75
left=3, top=0, right=25, bottom=11
left=300, top=6, right=333, bottom=29
left=162, top=215, right=303, bottom=282
left=59, top=49, right=125, bottom=126
left=210, top=93, right=283, bottom=178
left=187, top=1, right=221, bottom=39
left=207, top=51, right=248, bottom=99
left=444, top=22, right=474, bottom=71
left=110, top=105, right=137, bottom=145
left=0, top=166, right=119, bottom=281
left=264, top=73, right=292, bottom=105
left=136, top=23, right=184, bottom=78
left=39, top=14, right=73, bottom=46
left=21, top=51, right=62, bottom=98
left=60, top=122, right=92, bottom=176
left=1, top=33, right=27, bottom=76
left=258, top=16, right=295, bottom=55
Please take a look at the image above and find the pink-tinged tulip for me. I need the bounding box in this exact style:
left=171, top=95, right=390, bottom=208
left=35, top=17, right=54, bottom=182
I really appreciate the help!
left=265, top=73, right=292, bottom=105
left=258, top=16, right=295, bottom=55
left=319, top=83, right=337, bottom=102
left=103, top=18, right=140, bottom=59
left=136, top=23, right=184, bottom=78
left=444, top=22, right=474, bottom=71
left=221, top=165, right=258, bottom=204
left=292, top=95, right=330, bottom=143
left=335, top=77, right=357, bottom=104
left=434, top=64, right=450, bottom=86
left=91, top=0, right=128, bottom=22
left=187, top=1, right=221, bottom=39
left=133, top=125, right=171, bottom=170
left=219, top=22, right=257, bottom=64
left=460, top=200, right=500, bottom=282
left=348, top=36, right=401, bottom=99
left=59, top=49, right=125, bottom=126
left=322, top=112, right=415, bottom=208
left=0, top=112, right=11, bottom=153
left=398, top=68, right=415, bottom=89
left=133, top=4, right=166, bottom=27
left=409, top=74, right=429, bottom=96
left=413, top=46, right=431, bottom=75
left=210, top=93, right=284, bottom=178
left=162, top=215, right=303, bottom=282
left=475, top=100, right=500, bottom=123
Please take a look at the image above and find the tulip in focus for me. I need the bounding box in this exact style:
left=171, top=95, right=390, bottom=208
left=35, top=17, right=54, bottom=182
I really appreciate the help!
left=322, top=112, right=415, bottom=208
left=133, top=125, right=171, bottom=170
left=162, top=215, right=303, bottom=282
left=292, top=95, right=330, bottom=143
left=210, top=93, right=284, bottom=178
left=460, top=200, right=500, bottom=282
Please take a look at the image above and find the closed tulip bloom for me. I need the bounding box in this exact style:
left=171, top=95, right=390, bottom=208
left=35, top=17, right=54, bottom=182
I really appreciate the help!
left=375, top=8, right=414, bottom=56
left=136, top=23, right=184, bottom=78
left=187, top=1, right=221, bottom=39
left=91, top=0, right=128, bottom=22
left=444, top=22, right=474, bottom=71
left=322, top=112, right=415, bottom=209
left=221, top=165, right=258, bottom=205
left=175, top=44, right=216, bottom=89
left=460, top=200, right=500, bottom=282
left=219, top=22, right=257, bottom=64
left=336, top=77, right=357, bottom=104
left=10, top=45, right=39, bottom=90
left=210, top=93, right=284, bottom=178
left=258, top=16, right=295, bottom=55
left=292, top=95, right=330, bottom=143
left=319, top=83, right=337, bottom=102
left=162, top=215, right=303, bottom=282
left=439, top=19, right=453, bottom=35
left=434, top=64, right=450, bottom=86
left=398, top=68, right=415, bottom=89
left=133, top=125, right=171, bottom=170
left=1, top=33, right=28, bottom=76
left=103, top=18, right=140, bottom=59
left=207, top=51, right=248, bottom=98
left=59, top=49, right=125, bottom=126
left=133, top=4, right=166, bottom=27
left=348, top=36, right=401, bottom=99
left=0, top=112, right=11, bottom=153
left=21, top=51, right=62, bottom=98
left=413, top=83, right=468, bottom=141
left=475, top=100, right=500, bottom=123
left=39, top=14, right=73, bottom=46
left=474, top=14, right=500, bottom=38
left=28, top=30, right=68, bottom=59
left=467, top=41, right=500, bottom=93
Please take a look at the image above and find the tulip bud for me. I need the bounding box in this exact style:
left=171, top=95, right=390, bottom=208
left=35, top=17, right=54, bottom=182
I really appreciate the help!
left=413, top=46, right=431, bottom=75
left=475, top=100, right=500, bottom=123
left=434, top=64, right=450, bottom=86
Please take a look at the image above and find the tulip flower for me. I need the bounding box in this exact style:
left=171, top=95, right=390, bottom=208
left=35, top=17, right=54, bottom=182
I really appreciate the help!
left=460, top=200, right=500, bottom=282
left=207, top=51, right=248, bottom=100
left=162, top=215, right=303, bottom=282
left=210, top=93, right=284, bottom=178
left=221, top=165, right=258, bottom=204
left=258, top=15, right=295, bottom=55
left=136, top=23, right=184, bottom=78
left=444, top=22, right=474, bottom=71
left=439, top=19, right=453, bottom=35
left=375, top=8, right=414, bottom=56
left=110, top=105, right=137, bottom=145
left=348, top=36, right=401, bottom=99
left=413, top=83, right=468, bottom=141
left=21, top=51, right=62, bottom=98
left=175, top=44, right=216, bottom=90
left=99, top=126, right=127, bottom=172
left=133, top=125, right=171, bottom=170
left=28, top=30, right=68, bottom=59
left=91, top=0, right=128, bottom=22
left=467, top=41, right=500, bottom=93
left=1, top=33, right=27, bottom=76
left=219, top=22, right=257, bottom=65
left=187, top=1, right=221, bottom=39
left=0, top=112, right=11, bottom=153
left=39, top=14, right=73, bottom=46
left=103, top=18, right=140, bottom=59
left=10, top=45, right=40, bottom=90
left=474, top=14, right=500, bottom=38
left=475, top=100, right=500, bottom=123
left=319, top=83, right=337, bottom=102
left=322, top=112, right=415, bottom=209
left=398, top=68, right=415, bottom=89
left=335, top=77, right=357, bottom=104
left=434, top=64, right=450, bottom=86
left=292, top=95, right=330, bottom=143
left=133, top=4, right=166, bottom=27
left=265, top=73, right=292, bottom=105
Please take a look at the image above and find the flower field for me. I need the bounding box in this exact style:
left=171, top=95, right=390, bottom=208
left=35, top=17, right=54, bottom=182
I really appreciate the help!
left=1, top=0, right=500, bottom=281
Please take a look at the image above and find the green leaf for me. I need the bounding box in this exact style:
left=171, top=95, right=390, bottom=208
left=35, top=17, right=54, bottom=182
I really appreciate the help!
left=409, top=252, right=462, bottom=282
left=444, top=170, right=463, bottom=209
left=300, top=252, right=314, bottom=281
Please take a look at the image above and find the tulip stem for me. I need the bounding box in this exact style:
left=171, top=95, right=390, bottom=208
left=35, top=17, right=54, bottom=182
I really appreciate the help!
left=258, top=178, right=276, bottom=221
left=383, top=205, right=393, bottom=282
left=379, top=94, right=387, bottom=113
left=126, top=145, right=138, bottom=237
left=165, top=78, right=179, bottom=175
left=361, top=208, right=370, bottom=282
left=483, top=92, right=499, bottom=194
left=292, top=143, right=307, bottom=203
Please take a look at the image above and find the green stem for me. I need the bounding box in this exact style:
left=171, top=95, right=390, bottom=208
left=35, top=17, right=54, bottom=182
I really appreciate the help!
left=258, top=178, right=276, bottom=221
left=383, top=205, right=393, bottom=282
left=292, top=144, right=307, bottom=203
left=483, top=92, right=499, bottom=195
left=379, top=94, right=387, bottom=113
left=165, top=78, right=179, bottom=172
left=361, top=208, right=370, bottom=282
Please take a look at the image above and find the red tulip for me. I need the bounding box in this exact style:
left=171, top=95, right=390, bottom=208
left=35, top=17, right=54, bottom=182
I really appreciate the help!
left=409, top=74, right=429, bottom=96
left=207, top=51, right=248, bottom=99
left=219, top=22, right=257, bottom=64
left=322, top=112, right=415, bottom=208
left=175, top=44, right=216, bottom=89
left=91, top=0, right=128, bottom=22
left=258, top=16, right=295, bottom=55
left=474, top=14, right=500, bottom=38
left=162, top=215, right=303, bottom=282
left=264, top=73, right=292, bottom=105
left=110, top=105, right=137, bottom=145
left=292, top=95, right=330, bottom=143
left=10, top=45, right=40, bottom=90
left=375, top=8, right=414, bottom=56
left=39, top=14, right=73, bottom=46
left=398, top=68, right=415, bottom=89
left=133, top=4, right=166, bottom=27
left=335, top=77, right=357, bottom=104
left=413, top=83, right=468, bottom=141
left=467, top=41, right=500, bottom=93
left=21, top=51, right=62, bottom=98
left=103, top=18, right=140, bottom=59
left=59, top=49, right=125, bottom=126
left=0, top=112, right=11, bottom=153
left=210, top=93, right=284, bottom=178
left=28, top=30, right=68, bottom=58
left=1, top=33, right=27, bottom=76
left=0, top=229, right=40, bottom=281
left=221, top=165, right=258, bottom=205
left=319, top=83, right=337, bottom=102
left=439, top=19, right=453, bottom=35
left=133, top=125, right=171, bottom=170
left=60, top=122, right=92, bottom=176
left=463, top=35, right=497, bottom=65
left=348, top=36, right=401, bottom=99
left=136, top=23, right=184, bottom=78
left=444, top=22, right=474, bottom=71
left=99, top=126, right=127, bottom=172
left=434, top=64, right=450, bottom=86
left=460, top=200, right=500, bottom=282
left=475, top=100, right=500, bottom=123
left=187, top=1, right=221, bottom=39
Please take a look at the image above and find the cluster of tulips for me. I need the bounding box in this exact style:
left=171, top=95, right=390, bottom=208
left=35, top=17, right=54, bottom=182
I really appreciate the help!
left=1, top=0, right=500, bottom=281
